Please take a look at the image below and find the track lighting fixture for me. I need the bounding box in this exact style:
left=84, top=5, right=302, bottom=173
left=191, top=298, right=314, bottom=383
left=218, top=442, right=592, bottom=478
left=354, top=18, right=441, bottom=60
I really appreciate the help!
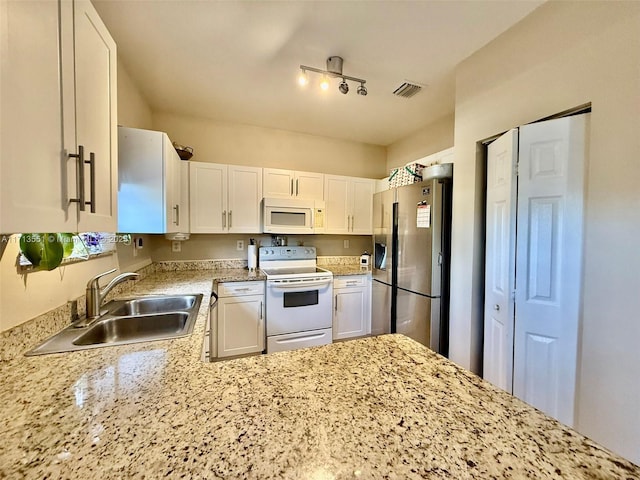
left=298, top=56, right=367, bottom=96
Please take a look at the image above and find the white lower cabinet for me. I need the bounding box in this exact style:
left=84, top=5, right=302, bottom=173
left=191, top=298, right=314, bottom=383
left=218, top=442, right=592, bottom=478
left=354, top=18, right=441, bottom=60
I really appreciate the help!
left=333, top=275, right=371, bottom=340
left=214, top=282, right=265, bottom=358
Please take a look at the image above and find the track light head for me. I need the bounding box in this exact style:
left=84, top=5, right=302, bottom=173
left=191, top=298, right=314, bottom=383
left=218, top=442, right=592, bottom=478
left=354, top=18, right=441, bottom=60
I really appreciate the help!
left=297, top=69, right=308, bottom=86
left=338, top=80, right=349, bottom=94
left=357, top=84, right=368, bottom=96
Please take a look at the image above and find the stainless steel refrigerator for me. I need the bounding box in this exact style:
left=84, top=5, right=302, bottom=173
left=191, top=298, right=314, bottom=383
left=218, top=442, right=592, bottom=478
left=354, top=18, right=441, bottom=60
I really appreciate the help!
left=372, top=164, right=453, bottom=356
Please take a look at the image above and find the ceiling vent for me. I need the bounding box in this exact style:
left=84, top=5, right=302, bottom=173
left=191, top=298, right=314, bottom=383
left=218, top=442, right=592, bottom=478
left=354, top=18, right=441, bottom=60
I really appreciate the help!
left=392, top=81, right=423, bottom=98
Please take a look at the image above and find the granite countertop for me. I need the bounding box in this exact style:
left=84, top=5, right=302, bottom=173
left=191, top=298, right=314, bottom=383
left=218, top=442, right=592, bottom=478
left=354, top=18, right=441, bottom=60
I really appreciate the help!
left=210, top=268, right=266, bottom=283
left=321, top=264, right=372, bottom=276
left=1, top=271, right=639, bottom=479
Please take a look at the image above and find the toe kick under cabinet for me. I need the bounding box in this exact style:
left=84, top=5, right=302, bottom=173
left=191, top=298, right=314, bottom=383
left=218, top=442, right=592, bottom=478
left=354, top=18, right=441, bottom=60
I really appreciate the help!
left=212, top=281, right=265, bottom=359
left=333, top=275, right=372, bottom=340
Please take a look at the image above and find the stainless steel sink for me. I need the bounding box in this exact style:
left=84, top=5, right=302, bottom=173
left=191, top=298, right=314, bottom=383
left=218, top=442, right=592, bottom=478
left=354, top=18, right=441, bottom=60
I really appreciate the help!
left=108, top=295, right=199, bottom=316
left=26, top=294, right=203, bottom=356
left=73, top=312, right=190, bottom=346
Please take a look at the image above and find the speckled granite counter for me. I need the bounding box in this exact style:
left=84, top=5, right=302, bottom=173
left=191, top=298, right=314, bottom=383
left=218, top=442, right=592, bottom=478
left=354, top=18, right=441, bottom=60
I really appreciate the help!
left=210, top=268, right=266, bottom=284
left=1, top=271, right=639, bottom=478
left=322, top=264, right=372, bottom=276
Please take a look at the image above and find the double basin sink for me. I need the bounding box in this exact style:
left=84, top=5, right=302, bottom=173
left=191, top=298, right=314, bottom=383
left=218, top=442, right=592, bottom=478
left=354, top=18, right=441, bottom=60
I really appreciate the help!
left=26, top=294, right=203, bottom=356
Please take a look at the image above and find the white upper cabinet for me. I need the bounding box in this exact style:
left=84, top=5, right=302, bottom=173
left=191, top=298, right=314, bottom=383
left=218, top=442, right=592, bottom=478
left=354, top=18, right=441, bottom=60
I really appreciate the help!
left=324, top=175, right=374, bottom=235
left=0, top=0, right=117, bottom=233
left=189, top=162, right=262, bottom=234
left=263, top=168, right=324, bottom=201
left=228, top=165, right=263, bottom=233
left=118, top=127, right=187, bottom=234
left=189, top=163, right=227, bottom=233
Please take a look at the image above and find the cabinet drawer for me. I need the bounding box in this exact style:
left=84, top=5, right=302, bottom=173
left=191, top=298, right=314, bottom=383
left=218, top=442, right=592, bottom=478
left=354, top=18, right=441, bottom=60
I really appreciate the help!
left=334, top=275, right=368, bottom=289
left=218, top=281, right=265, bottom=297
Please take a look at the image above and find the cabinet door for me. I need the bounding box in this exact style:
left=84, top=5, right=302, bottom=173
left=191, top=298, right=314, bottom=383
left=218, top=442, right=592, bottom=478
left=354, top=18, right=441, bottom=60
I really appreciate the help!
left=324, top=175, right=350, bottom=234
left=0, top=0, right=75, bottom=232
left=164, top=134, right=182, bottom=234
left=73, top=0, right=117, bottom=232
left=349, top=178, right=374, bottom=234
left=228, top=165, right=263, bottom=233
left=294, top=171, right=324, bottom=200
left=189, top=162, right=227, bottom=233
left=117, top=127, right=165, bottom=233
left=176, top=161, right=190, bottom=232
left=263, top=168, right=294, bottom=198
left=333, top=287, right=368, bottom=340
left=217, top=294, right=265, bottom=357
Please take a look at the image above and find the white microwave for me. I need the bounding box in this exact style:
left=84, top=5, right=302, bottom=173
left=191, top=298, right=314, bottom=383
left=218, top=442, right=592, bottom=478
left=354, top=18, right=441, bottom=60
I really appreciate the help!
left=262, top=197, right=325, bottom=234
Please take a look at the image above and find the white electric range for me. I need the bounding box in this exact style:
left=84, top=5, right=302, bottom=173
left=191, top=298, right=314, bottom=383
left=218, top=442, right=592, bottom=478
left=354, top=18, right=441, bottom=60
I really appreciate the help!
left=259, top=246, right=333, bottom=353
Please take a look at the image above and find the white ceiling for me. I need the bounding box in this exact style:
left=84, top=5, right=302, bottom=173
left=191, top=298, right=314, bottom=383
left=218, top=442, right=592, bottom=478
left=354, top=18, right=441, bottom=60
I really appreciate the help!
left=93, top=0, right=544, bottom=146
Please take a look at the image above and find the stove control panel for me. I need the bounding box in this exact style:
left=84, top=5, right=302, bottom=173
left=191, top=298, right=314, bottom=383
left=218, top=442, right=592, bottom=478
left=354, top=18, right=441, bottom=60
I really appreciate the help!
left=259, top=246, right=316, bottom=260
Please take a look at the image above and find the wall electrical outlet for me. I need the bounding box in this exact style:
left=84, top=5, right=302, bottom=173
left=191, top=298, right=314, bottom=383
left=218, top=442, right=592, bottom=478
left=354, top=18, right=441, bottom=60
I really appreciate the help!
left=344, top=239, right=350, bottom=249
left=237, top=240, right=244, bottom=251
left=172, top=241, right=181, bottom=253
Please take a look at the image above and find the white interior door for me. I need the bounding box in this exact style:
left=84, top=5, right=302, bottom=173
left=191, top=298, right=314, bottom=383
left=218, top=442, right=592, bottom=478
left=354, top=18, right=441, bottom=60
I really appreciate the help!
left=483, top=129, right=518, bottom=393
left=513, top=114, right=588, bottom=427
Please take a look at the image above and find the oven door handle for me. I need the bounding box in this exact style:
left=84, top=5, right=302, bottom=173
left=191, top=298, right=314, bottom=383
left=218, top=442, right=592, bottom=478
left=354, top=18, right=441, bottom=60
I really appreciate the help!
left=268, top=278, right=332, bottom=291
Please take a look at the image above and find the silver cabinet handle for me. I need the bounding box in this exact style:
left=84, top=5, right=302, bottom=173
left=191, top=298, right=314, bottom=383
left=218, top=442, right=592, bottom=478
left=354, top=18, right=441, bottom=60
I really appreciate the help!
left=173, top=205, right=180, bottom=225
left=222, top=210, right=227, bottom=228
left=229, top=210, right=232, bottom=228
left=69, top=145, right=86, bottom=211
left=494, top=304, right=500, bottom=311
left=296, top=179, right=299, bottom=196
left=87, top=152, right=96, bottom=213
left=259, top=301, right=263, bottom=320
left=290, top=179, right=294, bottom=196
left=335, top=295, right=338, bottom=312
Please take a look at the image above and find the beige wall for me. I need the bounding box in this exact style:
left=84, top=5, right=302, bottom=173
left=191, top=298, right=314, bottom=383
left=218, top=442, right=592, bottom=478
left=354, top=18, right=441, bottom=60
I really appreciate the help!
left=386, top=114, right=455, bottom=172
left=152, top=112, right=387, bottom=178
left=117, top=58, right=153, bottom=130
left=149, top=234, right=371, bottom=262
left=115, top=59, right=154, bottom=271
left=449, top=1, right=640, bottom=463
left=0, top=236, right=120, bottom=331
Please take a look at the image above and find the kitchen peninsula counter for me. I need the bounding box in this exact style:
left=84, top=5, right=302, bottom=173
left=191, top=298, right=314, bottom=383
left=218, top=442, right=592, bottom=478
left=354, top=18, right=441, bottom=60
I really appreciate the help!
left=0, top=272, right=638, bottom=479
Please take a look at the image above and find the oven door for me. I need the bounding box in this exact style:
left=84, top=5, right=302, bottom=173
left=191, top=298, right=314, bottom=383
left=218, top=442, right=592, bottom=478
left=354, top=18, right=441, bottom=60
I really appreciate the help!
left=266, top=277, right=333, bottom=336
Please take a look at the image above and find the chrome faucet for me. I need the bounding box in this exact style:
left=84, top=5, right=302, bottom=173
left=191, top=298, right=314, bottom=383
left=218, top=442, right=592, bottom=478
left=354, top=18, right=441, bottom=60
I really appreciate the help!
left=75, top=268, right=139, bottom=327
